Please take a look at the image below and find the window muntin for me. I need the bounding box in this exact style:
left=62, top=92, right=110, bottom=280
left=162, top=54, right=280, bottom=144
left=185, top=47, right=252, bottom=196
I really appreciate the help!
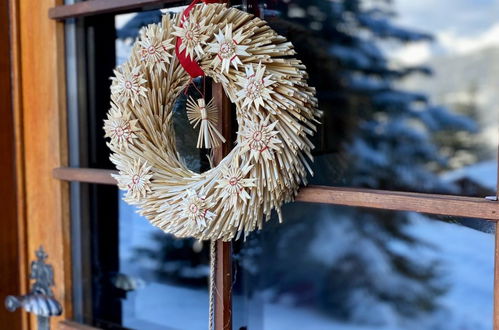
left=69, top=7, right=213, bottom=328
left=59, top=0, right=499, bottom=328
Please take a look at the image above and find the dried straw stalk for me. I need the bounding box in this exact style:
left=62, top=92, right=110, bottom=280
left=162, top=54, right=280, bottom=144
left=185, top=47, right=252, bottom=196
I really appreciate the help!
left=104, top=3, right=321, bottom=241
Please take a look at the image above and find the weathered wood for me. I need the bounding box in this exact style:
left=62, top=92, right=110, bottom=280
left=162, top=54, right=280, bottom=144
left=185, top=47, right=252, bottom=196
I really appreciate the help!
left=18, top=0, right=72, bottom=327
left=49, top=0, right=181, bottom=20
left=214, top=239, right=232, bottom=330
left=212, top=81, right=233, bottom=330
left=52, top=167, right=499, bottom=221
left=296, top=185, right=499, bottom=220
left=59, top=320, right=101, bottom=330
left=0, top=1, right=24, bottom=328
left=8, top=0, right=29, bottom=328
left=212, top=81, right=233, bottom=164
left=53, top=167, right=118, bottom=185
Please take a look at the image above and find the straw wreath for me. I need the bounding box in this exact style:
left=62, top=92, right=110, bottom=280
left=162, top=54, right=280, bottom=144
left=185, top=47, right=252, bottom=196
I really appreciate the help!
left=104, top=3, right=321, bottom=241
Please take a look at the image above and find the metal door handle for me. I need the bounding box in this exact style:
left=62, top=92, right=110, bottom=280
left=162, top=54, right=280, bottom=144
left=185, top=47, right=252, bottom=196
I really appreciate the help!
left=5, top=246, right=62, bottom=330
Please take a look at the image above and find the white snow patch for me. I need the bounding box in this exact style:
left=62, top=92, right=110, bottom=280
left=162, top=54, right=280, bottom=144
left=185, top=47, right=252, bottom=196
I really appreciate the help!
left=118, top=199, right=494, bottom=329
left=443, top=160, right=497, bottom=190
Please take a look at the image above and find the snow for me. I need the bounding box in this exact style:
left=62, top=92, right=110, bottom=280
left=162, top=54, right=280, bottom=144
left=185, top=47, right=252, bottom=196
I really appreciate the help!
left=348, top=74, right=389, bottom=92
left=330, top=45, right=372, bottom=69
left=110, top=2, right=496, bottom=329
left=411, top=105, right=477, bottom=132
left=443, top=160, right=498, bottom=190
left=357, top=12, right=432, bottom=42
left=118, top=198, right=495, bottom=329
left=403, top=213, right=495, bottom=330
left=372, top=90, right=427, bottom=107
left=261, top=303, right=380, bottom=330
left=123, top=283, right=209, bottom=330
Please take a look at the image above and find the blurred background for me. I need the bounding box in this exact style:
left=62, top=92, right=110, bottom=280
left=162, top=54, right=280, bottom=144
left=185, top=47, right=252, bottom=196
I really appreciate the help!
left=94, top=1, right=499, bottom=329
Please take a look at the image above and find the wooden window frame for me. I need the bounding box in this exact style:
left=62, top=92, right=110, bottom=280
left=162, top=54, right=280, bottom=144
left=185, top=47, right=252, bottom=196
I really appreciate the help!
left=0, top=0, right=26, bottom=328
left=9, top=0, right=498, bottom=328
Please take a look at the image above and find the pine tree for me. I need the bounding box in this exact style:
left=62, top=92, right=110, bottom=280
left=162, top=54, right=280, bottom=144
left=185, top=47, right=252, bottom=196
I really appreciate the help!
left=236, top=0, right=476, bottom=326
left=433, top=81, right=492, bottom=170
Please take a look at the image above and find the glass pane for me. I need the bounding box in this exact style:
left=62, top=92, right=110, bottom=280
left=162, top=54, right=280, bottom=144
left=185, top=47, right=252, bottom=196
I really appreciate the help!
left=110, top=8, right=212, bottom=329
left=77, top=184, right=210, bottom=329
left=257, top=0, right=498, bottom=196
left=118, top=191, right=209, bottom=329
left=117, top=9, right=213, bottom=173
left=70, top=7, right=214, bottom=328
left=233, top=203, right=495, bottom=330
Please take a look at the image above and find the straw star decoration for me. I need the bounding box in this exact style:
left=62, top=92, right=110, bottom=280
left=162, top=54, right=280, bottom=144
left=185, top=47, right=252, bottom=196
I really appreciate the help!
left=182, top=190, right=216, bottom=231
left=172, top=16, right=209, bottom=61
left=236, top=63, right=275, bottom=110
left=216, top=160, right=255, bottom=207
left=139, top=25, right=174, bottom=72
left=239, top=118, right=281, bottom=161
left=110, top=65, right=148, bottom=106
left=104, top=104, right=140, bottom=149
left=207, top=24, right=250, bottom=74
left=113, top=159, right=153, bottom=203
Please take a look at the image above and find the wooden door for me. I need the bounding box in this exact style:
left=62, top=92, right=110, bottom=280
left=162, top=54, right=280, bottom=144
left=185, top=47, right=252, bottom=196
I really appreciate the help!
left=8, top=0, right=71, bottom=328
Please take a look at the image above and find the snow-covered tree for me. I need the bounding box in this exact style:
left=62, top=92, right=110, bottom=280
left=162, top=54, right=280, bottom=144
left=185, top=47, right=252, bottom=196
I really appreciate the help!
left=433, top=81, right=492, bottom=169
left=236, top=0, right=477, bottom=326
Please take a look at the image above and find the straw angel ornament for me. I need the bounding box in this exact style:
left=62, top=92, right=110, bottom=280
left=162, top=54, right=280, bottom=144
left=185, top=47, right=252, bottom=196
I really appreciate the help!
left=186, top=97, right=226, bottom=149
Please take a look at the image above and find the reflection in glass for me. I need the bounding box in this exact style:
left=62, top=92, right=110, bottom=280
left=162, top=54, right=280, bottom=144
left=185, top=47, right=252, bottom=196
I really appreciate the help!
left=234, top=204, right=495, bottom=330
left=258, top=0, right=497, bottom=196
left=118, top=193, right=209, bottom=329
left=115, top=9, right=210, bottom=173
left=109, top=9, right=211, bottom=329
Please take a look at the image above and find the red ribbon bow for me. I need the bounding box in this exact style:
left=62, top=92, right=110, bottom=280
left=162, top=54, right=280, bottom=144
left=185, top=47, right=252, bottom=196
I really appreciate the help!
left=175, top=0, right=220, bottom=78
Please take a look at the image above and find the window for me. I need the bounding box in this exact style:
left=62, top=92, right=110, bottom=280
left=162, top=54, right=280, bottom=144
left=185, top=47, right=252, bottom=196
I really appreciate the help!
left=11, top=0, right=497, bottom=329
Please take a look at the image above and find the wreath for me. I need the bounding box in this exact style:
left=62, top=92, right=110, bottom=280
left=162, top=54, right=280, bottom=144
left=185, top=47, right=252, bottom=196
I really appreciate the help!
left=104, top=2, right=321, bottom=241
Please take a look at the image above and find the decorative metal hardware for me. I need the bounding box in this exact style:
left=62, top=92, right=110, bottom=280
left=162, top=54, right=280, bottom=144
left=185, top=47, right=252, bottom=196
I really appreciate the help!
left=5, top=246, right=62, bottom=330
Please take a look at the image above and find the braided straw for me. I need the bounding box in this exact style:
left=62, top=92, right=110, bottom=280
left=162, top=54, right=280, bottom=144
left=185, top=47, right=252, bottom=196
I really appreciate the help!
left=208, top=240, right=216, bottom=330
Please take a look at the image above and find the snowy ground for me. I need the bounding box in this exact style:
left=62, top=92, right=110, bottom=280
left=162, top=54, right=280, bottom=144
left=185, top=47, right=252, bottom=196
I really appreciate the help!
left=119, top=206, right=495, bottom=330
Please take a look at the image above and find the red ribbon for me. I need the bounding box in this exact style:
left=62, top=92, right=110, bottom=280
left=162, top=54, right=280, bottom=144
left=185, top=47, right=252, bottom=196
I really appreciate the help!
left=175, top=0, right=219, bottom=78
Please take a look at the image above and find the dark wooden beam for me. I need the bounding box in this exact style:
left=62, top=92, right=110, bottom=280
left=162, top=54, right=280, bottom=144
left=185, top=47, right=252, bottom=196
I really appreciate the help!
left=59, top=320, right=100, bottom=330
left=49, top=0, right=182, bottom=20
left=212, top=81, right=233, bottom=330
left=53, top=167, right=117, bottom=185
left=0, top=0, right=23, bottom=327
left=296, top=185, right=499, bottom=221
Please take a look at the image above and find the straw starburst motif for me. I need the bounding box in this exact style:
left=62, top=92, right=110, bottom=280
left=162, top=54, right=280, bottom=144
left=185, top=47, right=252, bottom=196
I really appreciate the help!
left=113, top=159, right=153, bottom=203
left=103, top=104, right=140, bottom=149
left=110, top=65, right=148, bottom=106
left=182, top=190, right=216, bottom=231
left=216, top=161, right=255, bottom=206
left=172, top=17, right=209, bottom=61
left=239, top=119, right=281, bottom=161
left=207, top=24, right=249, bottom=74
left=236, top=63, right=274, bottom=110
left=139, top=25, right=174, bottom=72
